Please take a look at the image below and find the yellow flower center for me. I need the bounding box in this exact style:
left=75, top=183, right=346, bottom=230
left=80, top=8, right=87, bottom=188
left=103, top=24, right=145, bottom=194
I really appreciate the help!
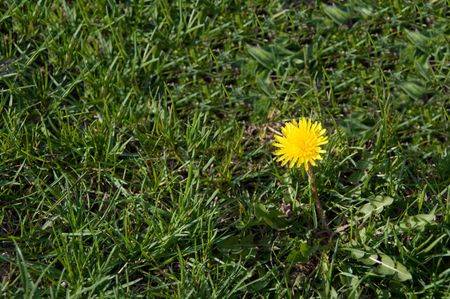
left=272, top=118, right=328, bottom=169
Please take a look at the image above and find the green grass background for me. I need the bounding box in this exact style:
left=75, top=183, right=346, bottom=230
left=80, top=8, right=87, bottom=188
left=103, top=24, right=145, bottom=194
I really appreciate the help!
left=1, top=0, right=449, bottom=297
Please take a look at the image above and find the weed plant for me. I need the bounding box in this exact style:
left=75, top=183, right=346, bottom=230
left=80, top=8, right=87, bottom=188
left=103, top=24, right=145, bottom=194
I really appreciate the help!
left=0, top=1, right=449, bottom=297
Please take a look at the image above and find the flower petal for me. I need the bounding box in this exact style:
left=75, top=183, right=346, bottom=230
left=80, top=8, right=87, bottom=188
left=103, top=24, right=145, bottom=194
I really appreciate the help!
left=272, top=142, right=285, bottom=148
left=289, top=156, right=298, bottom=168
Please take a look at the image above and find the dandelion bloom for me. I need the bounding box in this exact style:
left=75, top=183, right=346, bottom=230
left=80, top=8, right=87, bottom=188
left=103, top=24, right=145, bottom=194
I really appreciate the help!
left=273, top=118, right=328, bottom=170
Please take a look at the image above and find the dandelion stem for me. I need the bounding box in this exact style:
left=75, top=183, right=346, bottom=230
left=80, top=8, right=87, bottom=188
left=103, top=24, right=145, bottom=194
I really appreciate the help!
left=307, top=165, right=327, bottom=230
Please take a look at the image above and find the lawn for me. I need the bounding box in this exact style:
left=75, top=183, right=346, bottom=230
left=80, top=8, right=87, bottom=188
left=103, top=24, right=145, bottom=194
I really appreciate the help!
left=1, top=0, right=449, bottom=297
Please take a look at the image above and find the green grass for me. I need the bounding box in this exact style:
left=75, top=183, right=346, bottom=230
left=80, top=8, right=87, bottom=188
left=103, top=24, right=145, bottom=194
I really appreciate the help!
left=1, top=0, right=449, bottom=297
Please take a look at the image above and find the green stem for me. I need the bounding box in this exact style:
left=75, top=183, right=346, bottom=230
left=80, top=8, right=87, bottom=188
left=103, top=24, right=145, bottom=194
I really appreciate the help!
left=307, top=165, right=327, bottom=230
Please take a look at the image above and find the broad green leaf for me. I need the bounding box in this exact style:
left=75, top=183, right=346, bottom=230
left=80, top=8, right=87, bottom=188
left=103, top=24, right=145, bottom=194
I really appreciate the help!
left=394, top=261, right=413, bottom=281
left=255, top=71, right=275, bottom=97
left=322, top=4, right=351, bottom=25
left=400, top=81, right=427, bottom=99
left=247, top=46, right=275, bottom=70
left=358, top=196, right=394, bottom=217
left=252, top=95, right=272, bottom=122
left=349, top=249, right=412, bottom=281
left=399, top=213, right=435, bottom=231
left=371, top=196, right=394, bottom=211
left=344, top=247, right=375, bottom=264
left=287, top=241, right=319, bottom=263
left=373, top=254, right=412, bottom=281
left=216, top=235, right=241, bottom=251
left=217, top=235, right=255, bottom=252
left=358, top=227, right=368, bottom=243
left=355, top=6, right=373, bottom=18
left=361, top=254, right=378, bottom=266
left=341, top=112, right=372, bottom=136
left=254, top=203, right=287, bottom=229
left=376, top=254, right=396, bottom=275
left=415, top=56, right=433, bottom=80
left=358, top=203, right=374, bottom=216
left=349, top=248, right=366, bottom=259
left=405, top=29, right=430, bottom=52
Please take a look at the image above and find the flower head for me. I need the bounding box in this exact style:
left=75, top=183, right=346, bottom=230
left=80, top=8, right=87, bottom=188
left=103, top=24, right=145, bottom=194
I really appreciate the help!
left=273, top=118, right=328, bottom=170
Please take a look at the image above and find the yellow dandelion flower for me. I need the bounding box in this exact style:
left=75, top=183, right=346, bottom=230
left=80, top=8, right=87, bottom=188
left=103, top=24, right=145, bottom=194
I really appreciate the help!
left=273, top=118, right=328, bottom=170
